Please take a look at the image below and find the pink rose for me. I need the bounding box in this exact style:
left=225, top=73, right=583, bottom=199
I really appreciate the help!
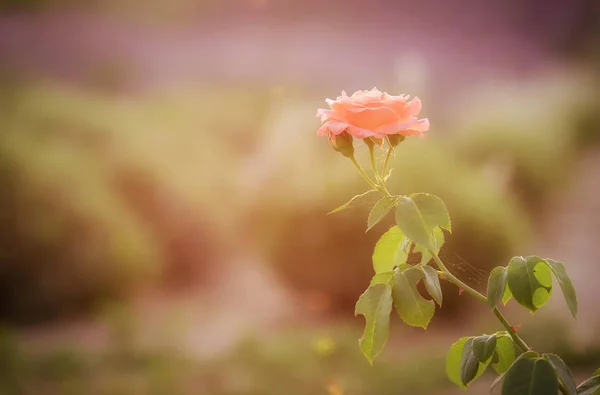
left=316, top=88, right=430, bottom=140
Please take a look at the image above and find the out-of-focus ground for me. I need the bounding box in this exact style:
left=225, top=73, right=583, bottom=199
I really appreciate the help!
left=1, top=1, right=600, bottom=394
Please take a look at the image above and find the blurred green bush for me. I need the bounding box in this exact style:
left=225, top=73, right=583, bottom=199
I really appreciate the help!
left=0, top=82, right=270, bottom=324
left=1, top=319, right=598, bottom=395
left=0, top=323, right=454, bottom=395
left=454, top=70, right=600, bottom=214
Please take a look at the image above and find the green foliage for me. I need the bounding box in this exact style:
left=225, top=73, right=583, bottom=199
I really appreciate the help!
left=444, top=324, right=587, bottom=394
left=410, top=193, right=451, bottom=232
left=391, top=267, right=435, bottom=329
left=502, top=283, right=513, bottom=305
left=268, top=134, right=532, bottom=316
left=460, top=338, right=482, bottom=386
left=372, top=226, right=408, bottom=273
left=501, top=355, right=557, bottom=395
left=356, top=254, right=446, bottom=362
left=370, top=271, right=395, bottom=286
left=394, top=193, right=451, bottom=249
left=544, top=353, right=577, bottom=395
left=355, top=284, right=393, bottom=363
left=367, top=196, right=399, bottom=232
left=318, top=78, right=593, bottom=395
left=328, top=189, right=377, bottom=215
left=356, top=193, right=452, bottom=360
left=492, top=336, right=516, bottom=375
left=546, top=259, right=578, bottom=318
left=577, top=369, right=600, bottom=395
left=446, top=337, right=491, bottom=389
left=411, top=227, right=444, bottom=267
left=394, top=197, right=433, bottom=247
left=472, top=334, right=497, bottom=362
left=506, top=256, right=553, bottom=312
left=503, top=256, right=578, bottom=317
left=487, top=266, right=509, bottom=309
left=387, top=139, right=531, bottom=269
left=421, top=265, right=442, bottom=306
left=492, top=351, right=539, bottom=391
left=445, top=332, right=518, bottom=390
left=341, top=152, right=581, bottom=394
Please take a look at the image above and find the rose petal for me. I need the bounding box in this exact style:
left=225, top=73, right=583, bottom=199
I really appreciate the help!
left=350, top=87, right=384, bottom=105
left=316, top=108, right=335, bottom=122
left=317, top=89, right=428, bottom=141
left=412, top=117, right=430, bottom=132
left=317, top=121, right=350, bottom=136
left=375, top=121, right=422, bottom=136
left=346, top=125, right=385, bottom=139
left=344, top=106, right=400, bottom=130
left=329, top=99, right=364, bottom=114
left=317, top=123, right=330, bottom=136
left=385, top=98, right=408, bottom=117
left=405, top=97, right=422, bottom=116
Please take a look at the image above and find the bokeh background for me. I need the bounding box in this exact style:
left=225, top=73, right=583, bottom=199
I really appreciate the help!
left=1, top=0, right=600, bottom=394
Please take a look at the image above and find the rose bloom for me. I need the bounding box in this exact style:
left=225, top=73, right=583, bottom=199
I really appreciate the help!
left=316, top=88, right=429, bottom=140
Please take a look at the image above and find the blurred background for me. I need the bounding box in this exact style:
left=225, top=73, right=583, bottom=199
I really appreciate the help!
left=1, top=0, right=600, bottom=394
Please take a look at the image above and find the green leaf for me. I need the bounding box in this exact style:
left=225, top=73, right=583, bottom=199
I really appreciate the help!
left=395, top=194, right=451, bottom=249
left=421, top=265, right=443, bottom=306
left=328, top=189, right=377, bottom=214
left=355, top=284, right=394, bottom=364
left=460, top=338, right=481, bottom=386
left=395, top=196, right=432, bottom=247
left=502, top=285, right=512, bottom=305
left=577, top=373, right=600, bottom=395
left=492, top=351, right=538, bottom=393
left=367, top=196, right=399, bottom=232
left=446, top=337, right=491, bottom=389
left=544, top=353, right=576, bottom=395
left=391, top=267, right=434, bottom=329
left=493, top=336, right=516, bottom=374
left=492, top=351, right=500, bottom=364
left=410, top=193, right=452, bottom=232
left=520, top=351, right=541, bottom=360
left=430, top=227, right=446, bottom=250
left=502, top=357, right=558, bottom=395
left=545, top=259, right=578, bottom=319
left=473, top=334, right=497, bottom=362
left=488, top=266, right=509, bottom=309
left=370, top=271, right=395, bottom=286
left=372, top=226, right=408, bottom=273
left=412, top=227, right=445, bottom=265
left=507, top=256, right=553, bottom=313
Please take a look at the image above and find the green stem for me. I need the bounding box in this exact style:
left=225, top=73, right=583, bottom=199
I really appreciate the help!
left=381, top=145, right=394, bottom=179
left=366, top=144, right=393, bottom=197
left=491, top=308, right=530, bottom=352
left=430, top=250, right=531, bottom=353
left=350, top=155, right=392, bottom=197
left=430, top=252, right=487, bottom=303
left=350, top=156, right=380, bottom=191
left=367, top=143, right=382, bottom=182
